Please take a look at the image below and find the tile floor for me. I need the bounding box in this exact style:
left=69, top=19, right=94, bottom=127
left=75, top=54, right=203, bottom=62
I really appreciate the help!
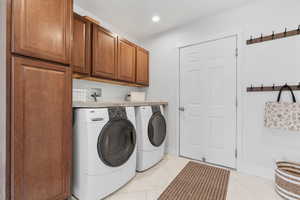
left=105, top=155, right=282, bottom=200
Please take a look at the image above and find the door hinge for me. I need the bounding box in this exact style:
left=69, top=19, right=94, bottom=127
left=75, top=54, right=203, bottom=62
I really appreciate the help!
left=235, top=48, right=238, bottom=57
left=235, top=98, right=238, bottom=107
left=235, top=149, right=238, bottom=158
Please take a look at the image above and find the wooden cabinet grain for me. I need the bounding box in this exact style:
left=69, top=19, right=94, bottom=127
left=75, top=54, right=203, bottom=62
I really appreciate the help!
left=12, top=0, right=72, bottom=64
left=92, top=24, right=118, bottom=79
left=72, top=13, right=91, bottom=75
left=117, top=38, right=136, bottom=82
left=11, top=56, right=72, bottom=200
left=71, top=20, right=150, bottom=87
left=136, top=47, right=149, bottom=85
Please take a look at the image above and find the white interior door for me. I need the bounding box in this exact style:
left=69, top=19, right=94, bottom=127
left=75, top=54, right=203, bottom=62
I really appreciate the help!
left=179, top=36, right=237, bottom=169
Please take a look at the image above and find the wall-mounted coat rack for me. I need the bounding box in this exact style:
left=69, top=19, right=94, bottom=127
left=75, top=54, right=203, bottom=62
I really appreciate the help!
left=247, top=25, right=300, bottom=45
left=247, top=83, right=300, bottom=92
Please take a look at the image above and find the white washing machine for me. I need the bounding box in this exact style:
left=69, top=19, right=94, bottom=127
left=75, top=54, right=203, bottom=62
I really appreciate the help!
left=72, top=107, right=137, bottom=200
left=135, top=105, right=167, bottom=171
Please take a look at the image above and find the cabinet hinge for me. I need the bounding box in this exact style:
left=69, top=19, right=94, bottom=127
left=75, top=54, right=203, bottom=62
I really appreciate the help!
left=235, top=48, right=238, bottom=57
left=235, top=149, right=238, bottom=158
left=235, top=98, right=238, bottom=107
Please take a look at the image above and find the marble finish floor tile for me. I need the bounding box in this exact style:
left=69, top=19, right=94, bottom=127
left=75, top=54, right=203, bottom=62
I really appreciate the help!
left=102, top=155, right=281, bottom=200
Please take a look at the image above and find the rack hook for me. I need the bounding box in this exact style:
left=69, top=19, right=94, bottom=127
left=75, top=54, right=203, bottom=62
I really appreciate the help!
left=284, top=28, right=287, bottom=36
left=272, top=31, right=275, bottom=39
left=298, top=25, right=300, bottom=33
left=272, top=84, right=275, bottom=90
left=260, top=34, right=263, bottom=41
left=250, top=84, right=253, bottom=90
left=261, top=84, right=264, bottom=90
left=298, top=82, right=300, bottom=88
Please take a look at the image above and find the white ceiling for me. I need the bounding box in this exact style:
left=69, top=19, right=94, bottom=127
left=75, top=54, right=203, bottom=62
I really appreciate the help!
left=74, top=0, right=251, bottom=40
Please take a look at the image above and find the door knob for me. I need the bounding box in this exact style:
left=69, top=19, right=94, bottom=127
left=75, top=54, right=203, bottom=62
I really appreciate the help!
left=179, top=107, right=185, bottom=111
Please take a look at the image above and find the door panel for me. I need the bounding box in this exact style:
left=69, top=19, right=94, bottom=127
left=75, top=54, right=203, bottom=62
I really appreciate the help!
left=136, top=47, right=149, bottom=85
left=11, top=56, right=72, bottom=200
left=92, top=25, right=117, bottom=79
left=208, top=116, right=225, bottom=149
left=179, top=36, right=237, bottom=168
left=117, top=39, right=136, bottom=82
left=12, top=0, right=72, bottom=64
left=72, top=13, right=91, bottom=75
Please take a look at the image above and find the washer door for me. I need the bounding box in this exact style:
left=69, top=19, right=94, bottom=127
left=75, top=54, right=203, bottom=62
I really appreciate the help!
left=148, top=112, right=167, bottom=147
left=97, top=119, right=136, bottom=167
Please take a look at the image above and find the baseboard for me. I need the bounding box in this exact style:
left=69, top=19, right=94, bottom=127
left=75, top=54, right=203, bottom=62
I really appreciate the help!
left=238, top=163, right=275, bottom=180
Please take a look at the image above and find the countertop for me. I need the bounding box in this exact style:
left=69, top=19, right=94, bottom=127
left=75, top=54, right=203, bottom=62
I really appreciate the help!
left=72, top=100, right=168, bottom=108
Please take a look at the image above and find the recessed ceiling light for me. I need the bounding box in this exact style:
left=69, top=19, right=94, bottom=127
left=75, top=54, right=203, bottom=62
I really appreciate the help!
left=152, top=15, right=160, bottom=23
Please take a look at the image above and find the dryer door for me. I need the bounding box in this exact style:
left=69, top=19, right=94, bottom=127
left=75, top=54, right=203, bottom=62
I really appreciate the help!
left=148, top=112, right=167, bottom=147
left=97, top=119, right=136, bottom=167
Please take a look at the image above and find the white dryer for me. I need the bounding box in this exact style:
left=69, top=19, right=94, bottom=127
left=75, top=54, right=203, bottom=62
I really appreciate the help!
left=72, top=107, right=137, bottom=200
left=135, top=105, right=167, bottom=171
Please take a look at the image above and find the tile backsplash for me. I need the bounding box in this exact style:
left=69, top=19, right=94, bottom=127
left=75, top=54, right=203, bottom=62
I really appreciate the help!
left=73, top=79, right=143, bottom=101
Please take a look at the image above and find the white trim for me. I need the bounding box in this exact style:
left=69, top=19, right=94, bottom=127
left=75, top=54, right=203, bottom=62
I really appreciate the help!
left=178, top=34, right=238, bottom=49
left=177, top=47, right=181, bottom=157
left=178, top=32, right=242, bottom=169
left=176, top=30, right=243, bottom=49
left=234, top=31, right=244, bottom=173
left=238, top=164, right=275, bottom=180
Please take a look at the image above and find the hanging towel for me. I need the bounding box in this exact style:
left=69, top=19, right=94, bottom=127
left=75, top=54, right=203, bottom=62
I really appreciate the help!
left=264, top=84, right=300, bottom=131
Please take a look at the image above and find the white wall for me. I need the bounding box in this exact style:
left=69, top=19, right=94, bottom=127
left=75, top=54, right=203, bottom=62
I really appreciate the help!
left=0, top=0, right=6, bottom=198
left=141, top=0, right=300, bottom=179
left=73, top=79, right=142, bottom=101
left=73, top=4, right=142, bottom=101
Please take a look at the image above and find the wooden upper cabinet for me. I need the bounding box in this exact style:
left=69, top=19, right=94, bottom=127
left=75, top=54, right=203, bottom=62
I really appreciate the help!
left=92, top=24, right=118, bottom=79
left=117, top=38, right=136, bottom=82
left=136, top=47, right=149, bottom=85
left=72, top=13, right=91, bottom=75
left=12, top=0, right=72, bottom=64
left=11, top=56, right=72, bottom=200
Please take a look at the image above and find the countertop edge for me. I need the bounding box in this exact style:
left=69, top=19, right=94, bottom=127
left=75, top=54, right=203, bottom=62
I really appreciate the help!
left=72, top=101, right=168, bottom=108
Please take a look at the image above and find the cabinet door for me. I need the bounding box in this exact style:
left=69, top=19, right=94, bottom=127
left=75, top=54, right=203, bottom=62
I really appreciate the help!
left=72, top=13, right=91, bottom=75
left=92, top=24, right=118, bottom=79
left=117, top=39, right=136, bottom=82
left=136, top=47, right=149, bottom=85
left=11, top=56, right=72, bottom=200
left=12, top=0, right=72, bottom=64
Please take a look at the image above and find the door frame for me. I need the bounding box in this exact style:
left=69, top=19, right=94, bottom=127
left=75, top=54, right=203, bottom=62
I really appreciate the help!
left=177, top=32, right=243, bottom=170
